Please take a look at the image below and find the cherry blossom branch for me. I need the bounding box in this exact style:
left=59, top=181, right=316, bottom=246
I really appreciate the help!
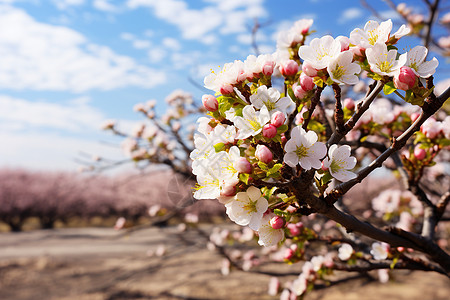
left=326, top=85, right=450, bottom=203
left=333, top=258, right=446, bottom=275
left=302, top=86, right=324, bottom=130
left=327, top=80, right=384, bottom=146
left=332, top=84, right=345, bottom=134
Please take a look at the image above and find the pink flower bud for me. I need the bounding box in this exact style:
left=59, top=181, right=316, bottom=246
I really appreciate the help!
left=344, top=98, right=355, bottom=110
left=271, top=111, right=286, bottom=128
left=263, top=124, right=277, bottom=138
left=394, top=66, right=417, bottom=91
left=293, top=85, right=308, bottom=99
left=284, top=248, right=295, bottom=260
left=321, top=161, right=329, bottom=171
left=336, top=35, right=350, bottom=52
left=255, top=145, right=273, bottom=164
left=414, top=146, right=426, bottom=160
left=350, top=45, right=364, bottom=57
left=302, top=61, right=317, bottom=77
left=410, top=112, right=420, bottom=122
left=234, top=157, right=252, bottom=174
left=270, top=216, right=285, bottom=229
left=287, top=223, right=301, bottom=236
left=220, top=84, right=234, bottom=95
left=280, top=60, right=299, bottom=76
left=299, top=73, right=314, bottom=91
left=220, top=182, right=237, bottom=197
left=262, top=61, right=275, bottom=76
left=202, top=94, right=219, bottom=111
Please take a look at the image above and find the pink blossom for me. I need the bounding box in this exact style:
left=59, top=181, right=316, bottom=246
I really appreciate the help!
left=263, top=124, right=277, bottom=138
left=280, top=60, right=299, bottom=76
left=202, top=94, right=219, bottom=111
left=302, top=61, right=318, bottom=77
left=268, top=277, right=280, bottom=296
left=299, top=73, right=315, bottom=91
left=344, top=98, right=355, bottom=110
left=421, top=118, right=443, bottom=139
left=394, top=66, right=416, bottom=91
left=271, top=111, right=286, bottom=127
left=270, top=216, right=285, bottom=229
left=234, top=157, right=252, bottom=174
left=414, top=146, right=426, bottom=160
left=255, top=144, right=273, bottom=164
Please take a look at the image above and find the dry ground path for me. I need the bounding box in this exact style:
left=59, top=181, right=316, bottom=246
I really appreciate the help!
left=0, top=225, right=449, bottom=300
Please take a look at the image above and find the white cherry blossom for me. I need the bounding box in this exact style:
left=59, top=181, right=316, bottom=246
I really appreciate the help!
left=284, top=126, right=327, bottom=170
left=250, top=85, right=294, bottom=115
left=233, top=105, right=271, bottom=139
left=257, top=213, right=285, bottom=247
left=338, top=243, right=354, bottom=261
left=327, top=51, right=361, bottom=85
left=349, top=19, right=392, bottom=49
left=405, top=45, right=439, bottom=78
left=366, top=43, right=406, bottom=76
left=298, top=35, right=341, bottom=69
left=322, top=144, right=357, bottom=182
left=371, top=242, right=389, bottom=260
left=225, top=186, right=268, bottom=230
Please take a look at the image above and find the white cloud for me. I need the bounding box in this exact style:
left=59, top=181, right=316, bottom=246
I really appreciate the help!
left=0, top=130, right=124, bottom=171
left=126, top=0, right=267, bottom=44
left=93, top=0, right=118, bottom=12
left=162, top=37, right=181, bottom=51
left=52, top=0, right=85, bottom=10
left=339, top=7, right=363, bottom=24
left=148, top=48, right=166, bottom=63
left=0, top=6, right=167, bottom=92
left=0, top=95, right=104, bottom=132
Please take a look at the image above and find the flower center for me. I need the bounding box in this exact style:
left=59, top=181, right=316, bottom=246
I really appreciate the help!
left=332, top=65, right=345, bottom=79
left=330, top=159, right=345, bottom=174
left=378, top=61, right=393, bottom=73
left=243, top=200, right=257, bottom=214
left=248, top=118, right=261, bottom=131
left=295, top=145, right=309, bottom=159
left=263, top=100, right=277, bottom=111
left=368, top=30, right=379, bottom=45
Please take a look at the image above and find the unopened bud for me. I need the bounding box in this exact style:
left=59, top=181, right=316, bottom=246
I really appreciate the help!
left=255, top=144, right=273, bottom=164
left=299, top=73, right=314, bottom=91
left=271, top=111, right=286, bottom=128
left=414, top=146, right=426, bottom=160
left=293, top=85, right=308, bottom=99
left=262, top=61, right=275, bottom=76
left=284, top=248, right=295, bottom=260
left=220, top=84, right=234, bottom=95
left=344, top=98, right=355, bottom=110
left=301, top=61, right=317, bottom=77
left=263, top=124, right=277, bottom=138
left=393, top=66, right=416, bottom=91
left=280, top=60, right=299, bottom=77
left=202, top=94, right=219, bottom=111
left=234, top=157, right=252, bottom=174
left=270, top=216, right=285, bottom=229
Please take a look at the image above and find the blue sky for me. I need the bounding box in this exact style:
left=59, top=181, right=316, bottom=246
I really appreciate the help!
left=0, top=0, right=447, bottom=171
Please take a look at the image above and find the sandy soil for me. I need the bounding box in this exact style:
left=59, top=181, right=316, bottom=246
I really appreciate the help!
left=0, top=225, right=449, bottom=300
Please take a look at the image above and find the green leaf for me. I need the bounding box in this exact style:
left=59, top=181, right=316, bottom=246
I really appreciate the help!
left=214, top=143, right=225, bottom=152
left=239, top=173, right=250, bottom=185
left=277, top=124, right=288, bottom=134
left=257, top=161, right=268, bottom=170
left=383, top=81, right=396, bottom=95
left=267, top=163, right=283, bottom=176
left=390, top=257, right=399, bottom=269
left=288, top=87, right=298, bottom=102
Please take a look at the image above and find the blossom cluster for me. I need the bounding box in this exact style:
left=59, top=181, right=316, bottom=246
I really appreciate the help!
left=191, top=17, right=442, bottom=246
left=188, top=16, right=448, bottom=298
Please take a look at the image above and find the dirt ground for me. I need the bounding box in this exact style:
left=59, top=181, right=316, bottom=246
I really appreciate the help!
left=0, top=225, right=449, bottom=300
